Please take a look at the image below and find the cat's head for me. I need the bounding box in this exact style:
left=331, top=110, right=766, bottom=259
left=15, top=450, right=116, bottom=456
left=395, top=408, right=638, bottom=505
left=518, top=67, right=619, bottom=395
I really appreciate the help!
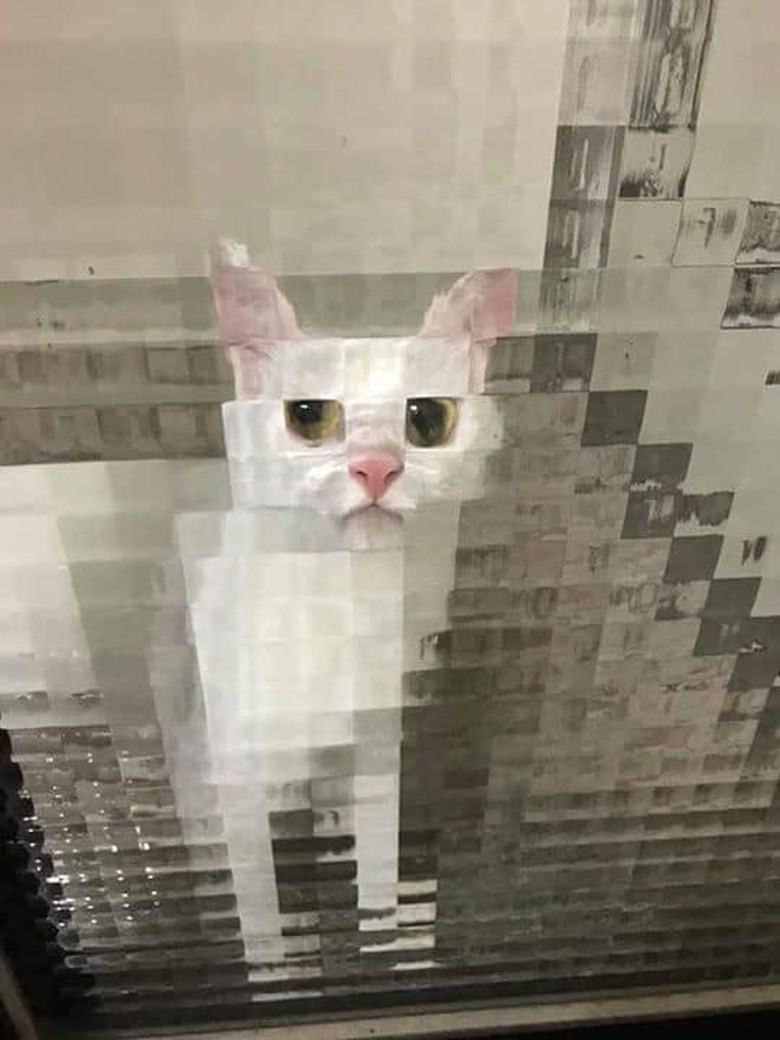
left=211, top=239, right=515, bottom=520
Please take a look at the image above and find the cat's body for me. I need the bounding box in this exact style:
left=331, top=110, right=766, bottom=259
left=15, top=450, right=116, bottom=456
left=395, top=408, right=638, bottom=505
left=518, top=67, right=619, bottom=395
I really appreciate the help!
left=179, top=241, right=515, bottom=975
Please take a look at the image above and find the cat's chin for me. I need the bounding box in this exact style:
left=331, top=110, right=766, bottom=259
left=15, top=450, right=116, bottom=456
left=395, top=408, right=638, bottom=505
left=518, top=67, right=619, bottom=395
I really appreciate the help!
left=341, top=505, right=404, bottom=551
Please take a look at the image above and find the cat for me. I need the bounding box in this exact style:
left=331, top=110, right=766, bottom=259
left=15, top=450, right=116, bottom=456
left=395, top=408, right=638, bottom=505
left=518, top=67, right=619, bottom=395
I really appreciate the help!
left=176, top=239, right=515, bottom=980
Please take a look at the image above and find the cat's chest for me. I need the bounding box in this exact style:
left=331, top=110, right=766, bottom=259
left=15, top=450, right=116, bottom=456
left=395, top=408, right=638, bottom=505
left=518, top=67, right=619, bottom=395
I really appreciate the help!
left=180, top=504, right=461, bottom=720
left=237, top=546, right=408, bottom=702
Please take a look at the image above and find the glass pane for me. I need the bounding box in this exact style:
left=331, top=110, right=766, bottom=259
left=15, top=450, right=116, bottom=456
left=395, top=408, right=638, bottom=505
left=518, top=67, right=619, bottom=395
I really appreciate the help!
left=2, top=1, right=780, bottom=1036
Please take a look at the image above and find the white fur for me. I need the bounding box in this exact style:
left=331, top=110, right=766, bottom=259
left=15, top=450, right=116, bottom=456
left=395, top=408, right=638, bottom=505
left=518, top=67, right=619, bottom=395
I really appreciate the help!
left=182, top=243, right=515, bottom=975
left=223, top=336, right=502, bottom=518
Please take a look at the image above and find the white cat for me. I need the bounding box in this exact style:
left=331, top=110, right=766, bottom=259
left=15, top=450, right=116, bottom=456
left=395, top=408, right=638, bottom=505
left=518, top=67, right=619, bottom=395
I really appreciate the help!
left=176, top=239, right=515, bottom=980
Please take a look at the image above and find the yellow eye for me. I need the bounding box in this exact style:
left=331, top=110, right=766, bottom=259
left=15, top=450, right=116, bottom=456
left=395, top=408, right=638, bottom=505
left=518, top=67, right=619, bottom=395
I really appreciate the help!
left=284, top=399, right=343, bottom=443
left=406, top=397, right=458, bottom=447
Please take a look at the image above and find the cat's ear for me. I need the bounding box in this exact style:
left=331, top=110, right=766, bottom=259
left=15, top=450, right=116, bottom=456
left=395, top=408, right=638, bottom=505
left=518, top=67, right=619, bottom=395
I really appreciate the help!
left=419, top=269, right=516, bottom=348
left=209, top=237, right=302, bottom=397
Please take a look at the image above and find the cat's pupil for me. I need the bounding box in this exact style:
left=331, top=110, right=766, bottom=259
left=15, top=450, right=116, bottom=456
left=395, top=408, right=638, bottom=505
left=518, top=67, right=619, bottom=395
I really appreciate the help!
left=407, top=398, right=446, bottom=443
left=291, top=400, right=324, bottom=425
left=285, top=399, right=343, bottom=443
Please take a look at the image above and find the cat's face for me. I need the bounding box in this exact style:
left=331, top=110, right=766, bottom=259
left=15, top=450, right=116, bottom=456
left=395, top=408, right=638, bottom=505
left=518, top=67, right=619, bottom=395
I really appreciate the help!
left=211, top=239, right=516, bottom=521
left=221, top=335, right=505, bottom=517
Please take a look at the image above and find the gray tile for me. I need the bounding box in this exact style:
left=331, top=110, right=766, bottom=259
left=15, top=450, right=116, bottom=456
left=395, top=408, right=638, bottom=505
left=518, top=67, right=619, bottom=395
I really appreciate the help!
left=622, top=491, right=677, bottom=539
left=531, top=335, right=596, bottom=392
left=702, top=578, right=761, bottom=621
left=722, top=268, right=780, bottom=329
left=581, top=390, right=647, bottom=447
left=485, top=337, right=534, bottom=393
left=664, top=535, right=723, bottom=582
left=676, top=492, right=734, bottom=529
left=631, top=443, right=693, bottom=491
left=736, top=201, right=780, bottom=265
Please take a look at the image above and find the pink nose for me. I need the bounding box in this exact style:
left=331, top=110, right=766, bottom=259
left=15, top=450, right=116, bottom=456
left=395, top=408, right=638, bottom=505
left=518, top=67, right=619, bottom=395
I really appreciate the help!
left=348, top=452, right=403, bottom=502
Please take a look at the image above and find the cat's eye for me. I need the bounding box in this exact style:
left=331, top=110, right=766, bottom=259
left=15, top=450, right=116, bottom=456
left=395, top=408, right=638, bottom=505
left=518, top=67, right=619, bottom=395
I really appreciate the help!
left=285, top=399, right=343, bottom=443
left=406, top=397, right=458, bottom=448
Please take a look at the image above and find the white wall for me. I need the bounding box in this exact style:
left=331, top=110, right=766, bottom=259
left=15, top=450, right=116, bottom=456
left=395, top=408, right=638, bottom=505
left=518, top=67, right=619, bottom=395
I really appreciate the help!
left=1, top=0, right=570, bottom=280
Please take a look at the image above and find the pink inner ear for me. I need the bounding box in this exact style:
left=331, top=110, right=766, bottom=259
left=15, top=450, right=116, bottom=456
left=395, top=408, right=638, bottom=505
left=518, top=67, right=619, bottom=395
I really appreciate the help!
left=420, top=269, right=517, bottom=347
left=212, top=266, right=301, bottom=348
left=470, top=270, right=517, bottom=344
left=210, top=262, right=303, bottom=398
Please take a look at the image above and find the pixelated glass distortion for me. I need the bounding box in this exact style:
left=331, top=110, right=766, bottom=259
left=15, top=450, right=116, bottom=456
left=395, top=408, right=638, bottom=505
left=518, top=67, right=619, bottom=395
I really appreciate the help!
left=2, top=0, right=780, bottom=1034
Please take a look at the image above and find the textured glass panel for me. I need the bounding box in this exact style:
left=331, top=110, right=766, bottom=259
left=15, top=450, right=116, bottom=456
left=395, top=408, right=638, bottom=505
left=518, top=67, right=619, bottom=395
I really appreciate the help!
left=1, top=2, right=780, bottom=1036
